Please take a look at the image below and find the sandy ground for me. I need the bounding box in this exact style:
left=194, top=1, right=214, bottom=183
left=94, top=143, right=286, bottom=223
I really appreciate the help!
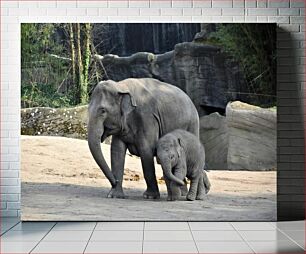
left=21, top=135, right=276, bottom=221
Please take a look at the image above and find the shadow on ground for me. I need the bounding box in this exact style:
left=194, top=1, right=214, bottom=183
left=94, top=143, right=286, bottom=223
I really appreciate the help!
left=21, top=182, right=276, bottom=221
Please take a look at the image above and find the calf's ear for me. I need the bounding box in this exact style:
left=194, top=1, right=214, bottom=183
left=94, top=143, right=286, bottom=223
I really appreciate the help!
left=176, top=138, right=183, bottom=158
left=177, top=138, right=182, bottom=147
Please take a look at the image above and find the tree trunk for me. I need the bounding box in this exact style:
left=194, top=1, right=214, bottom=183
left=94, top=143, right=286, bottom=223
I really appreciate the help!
left=81, top=23, right=91, bottom=104
left=75, top=23, right=83, bottom=104
left=68, top=23, right=76, bottom=91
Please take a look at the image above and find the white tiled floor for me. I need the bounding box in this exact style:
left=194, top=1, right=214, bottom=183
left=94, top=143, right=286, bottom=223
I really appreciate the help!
left=32, top=241, right=88, bottom=254
left=42, top=230, right=92, bottom=242
left=192, top=230, right=243, bottom=241
left=143, top=241, right=198, bottom=253
left=196, top=241, right=252, bottom=253
left=144, top=230, right=194, bottom=241
left=91, top=230, right=143, bottom=241
left=0, top=219, right=304, bottom=253
left=86, top=241, right=143, bottom=253
left=95, top=222, right=144, bottom=231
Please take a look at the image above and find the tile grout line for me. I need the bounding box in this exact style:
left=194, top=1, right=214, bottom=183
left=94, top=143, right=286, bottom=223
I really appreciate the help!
left=29, top=222, right=57, bottom=254
left=0, top=220, right=20, bottom=236
left=142, top=221, right=145, bottom=254
left=83, top=222, right=97, bottom=254
left=229, top=222, right=256, bottom=254
left=228, top=221, right=236, bottom=231
left=276, top=227, right=305, bottom=251
left=268, top=221, right=277, bottom=229
left=187, top=221, right=200, bottom=254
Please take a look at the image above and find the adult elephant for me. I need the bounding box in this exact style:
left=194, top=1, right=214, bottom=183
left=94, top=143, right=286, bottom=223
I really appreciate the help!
left=88, top=78, right=201, bottom=199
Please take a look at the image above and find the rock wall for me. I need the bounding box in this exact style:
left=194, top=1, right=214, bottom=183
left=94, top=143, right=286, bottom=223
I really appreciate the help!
left=21, top=106, right=88, bottom=140
left=200, top=112, right=228, bottom=169
left=226, top=101, right=276, bottom=170
left=93, top=23, right=200, bottom=56
left=200, top=101, right=276, bottom=171
left=98, top=42, right=246, bottom=116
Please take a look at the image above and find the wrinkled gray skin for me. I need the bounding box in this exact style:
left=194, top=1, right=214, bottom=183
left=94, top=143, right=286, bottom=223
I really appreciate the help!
left=88, top=78, right=204, bottom=199
left=156, top=129, right=211, bottom=201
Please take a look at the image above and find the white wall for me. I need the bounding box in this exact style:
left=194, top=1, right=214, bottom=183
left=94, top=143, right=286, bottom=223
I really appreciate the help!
left=1, top=0, right=305, bottom=218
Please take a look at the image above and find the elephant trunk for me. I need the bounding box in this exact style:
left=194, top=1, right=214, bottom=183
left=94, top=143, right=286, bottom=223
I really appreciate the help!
left=160, top=159, right=185, bottom=186
left=88, top=120, right=117, bottom=188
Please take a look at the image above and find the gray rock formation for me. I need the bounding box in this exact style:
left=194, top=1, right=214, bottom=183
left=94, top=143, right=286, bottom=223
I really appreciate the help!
left=98, top=42, right=246, bottom=116
left=226, top=101, right=276, bottom=170
left=93, top=23, right=200, bottom=56
left=200, top=101, right=276, bottom=171
left=21, top=106, right=114, bottom=144
left=200, top=112, right=228, bottom=170
left=194, top=24, right=216, bottom=42
left=21, top=106, right=88, bottom=140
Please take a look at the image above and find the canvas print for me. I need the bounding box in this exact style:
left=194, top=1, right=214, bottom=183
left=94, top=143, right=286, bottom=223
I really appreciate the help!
left=21, top=23, right=276, bottom=221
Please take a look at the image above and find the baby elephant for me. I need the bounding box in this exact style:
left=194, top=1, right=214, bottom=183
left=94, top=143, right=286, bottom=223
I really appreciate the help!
left=156, top=129, right=210, bottom=201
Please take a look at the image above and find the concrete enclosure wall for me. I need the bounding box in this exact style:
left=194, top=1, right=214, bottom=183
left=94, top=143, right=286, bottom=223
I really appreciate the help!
left=0, top=0, right=305, bottom=220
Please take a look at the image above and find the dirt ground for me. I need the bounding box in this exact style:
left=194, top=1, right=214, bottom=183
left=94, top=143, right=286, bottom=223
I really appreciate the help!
left=21, top=135, right=276, bottom=221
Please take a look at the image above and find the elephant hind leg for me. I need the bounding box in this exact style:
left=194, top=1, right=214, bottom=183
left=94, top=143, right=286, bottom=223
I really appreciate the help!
left=196, top=173, right=206, bottom=200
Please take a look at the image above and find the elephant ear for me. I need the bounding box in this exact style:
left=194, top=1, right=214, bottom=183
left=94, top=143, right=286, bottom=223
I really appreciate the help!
left=115, top=84, right=137, bottom=108
left=114, top=83, right=137, bottom=131
left=119, top=93, right=136, bottom=133
left=120, top=93, right=136, bottom=116
left=176, top=138, right=183, bottom=158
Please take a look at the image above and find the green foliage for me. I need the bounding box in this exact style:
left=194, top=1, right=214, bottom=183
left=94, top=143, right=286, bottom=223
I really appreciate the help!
left=21, top=24, right=63, bottom=66
left=208, top=24, right=276, bottom=106
left=21, top=82, right=72, bottom=108
left=21, top=24, right=74, bottom=108
left=21, top=23, right=94, bottom=108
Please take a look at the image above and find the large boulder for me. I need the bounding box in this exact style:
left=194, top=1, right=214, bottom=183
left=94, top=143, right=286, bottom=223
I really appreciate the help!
left=200, top=101, right=276, bottom=171
left=200, top=112, right=228, bottom=169
left=97, top=42, right=246, bottom=116
left=226, top=101, right=276, bottom=170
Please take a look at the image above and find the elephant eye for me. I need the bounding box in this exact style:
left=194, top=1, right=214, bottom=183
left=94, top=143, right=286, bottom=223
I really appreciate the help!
left=98, top=107, right=106, bottom=114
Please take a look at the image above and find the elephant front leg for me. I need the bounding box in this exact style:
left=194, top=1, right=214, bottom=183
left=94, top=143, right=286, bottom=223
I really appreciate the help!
left=164, top=176, right=173, bottom=201
left=186, top=175, right=200, bottom=201
left=170, top=167, right=184, bottom=200
left=169, top=181, right=181, bottom=201
left=108, top=136, right=127, bottom=199
left=140, top=150, right=160, bottom=199
left=180, top=178, right=188, bottom=196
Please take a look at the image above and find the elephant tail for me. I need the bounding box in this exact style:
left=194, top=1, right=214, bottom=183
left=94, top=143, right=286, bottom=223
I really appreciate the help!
left=202, top=169, right=211, bottom=194
left=204, top=162, right=210, bottom=171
